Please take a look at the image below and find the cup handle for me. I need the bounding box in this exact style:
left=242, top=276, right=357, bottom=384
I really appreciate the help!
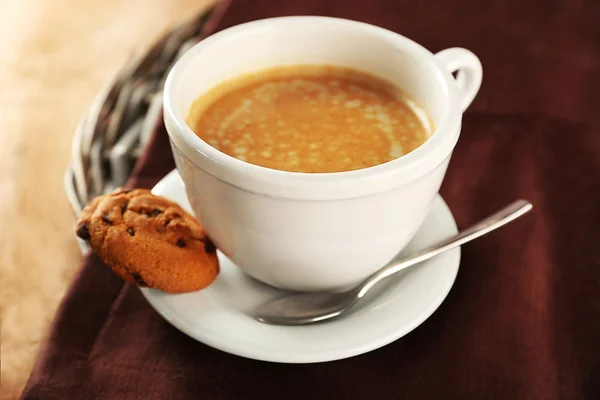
left=435, top=48, right=482, bottom=112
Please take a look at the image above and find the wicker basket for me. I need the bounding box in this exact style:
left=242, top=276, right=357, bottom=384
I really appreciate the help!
left=64, top=7, right=215, bottom=226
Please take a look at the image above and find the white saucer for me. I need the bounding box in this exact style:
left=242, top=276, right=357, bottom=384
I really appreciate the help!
left=141, top=170, right=460, bottom=363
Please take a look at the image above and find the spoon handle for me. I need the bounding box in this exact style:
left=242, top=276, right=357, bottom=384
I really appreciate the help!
left=356, top=199, right=533, bottom=298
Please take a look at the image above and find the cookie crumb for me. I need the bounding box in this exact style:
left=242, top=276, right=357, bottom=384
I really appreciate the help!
left=147, top=209, right=162, bottom=217
left=130, top=272, right=146, bottom=286
left=102, top=214, right=112, bottom=224
left=76, top=223, right=90, bottom=240
left=204, top=239, right=216, bottom=253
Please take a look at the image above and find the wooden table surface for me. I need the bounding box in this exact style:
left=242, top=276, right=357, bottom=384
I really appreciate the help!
left=0, top=0, right=212, bottom=397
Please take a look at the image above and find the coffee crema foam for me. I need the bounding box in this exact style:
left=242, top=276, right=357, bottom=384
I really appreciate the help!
left=187, top=65, right=432, bottom=173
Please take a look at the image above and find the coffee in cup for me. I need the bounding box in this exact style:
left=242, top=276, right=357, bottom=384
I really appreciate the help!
left=187, top=64, right=432, bottom=173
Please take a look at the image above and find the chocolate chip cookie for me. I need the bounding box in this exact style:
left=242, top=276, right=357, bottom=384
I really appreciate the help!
left=75, top=188, right=219, bottom=293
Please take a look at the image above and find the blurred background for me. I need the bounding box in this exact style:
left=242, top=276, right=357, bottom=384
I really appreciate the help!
left=0, top=0, right=212, bottom=398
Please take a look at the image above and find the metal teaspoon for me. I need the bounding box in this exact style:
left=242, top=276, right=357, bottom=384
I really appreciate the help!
left=255, top=199, right=533, bottom=325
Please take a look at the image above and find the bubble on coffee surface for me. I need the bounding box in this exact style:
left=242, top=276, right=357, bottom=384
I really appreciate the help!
left=188, top=65, right=432, bottom=173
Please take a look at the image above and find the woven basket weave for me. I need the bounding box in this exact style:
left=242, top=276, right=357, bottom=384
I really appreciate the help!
left=64, top=7, right=214, bottom=221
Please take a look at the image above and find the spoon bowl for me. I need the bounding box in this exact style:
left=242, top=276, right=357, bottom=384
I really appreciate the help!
left=255, top=292, right=357, bottom=325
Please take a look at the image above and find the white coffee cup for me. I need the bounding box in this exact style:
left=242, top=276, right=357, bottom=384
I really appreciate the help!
left=163, top=16, right=482, bottom=291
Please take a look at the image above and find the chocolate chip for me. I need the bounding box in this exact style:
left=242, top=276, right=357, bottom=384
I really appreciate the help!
left=127, top=227, right=135, bottom=236
left=130, top=272, right=146, bottom=286
left=76, top=222, right=90, bottom=240
left=102, top=213, right=112, bottom=224
left=176, top=238, right=186, bottom=248
left=147, top=209, right=162, bottom=217
left=204, top=239, right=216, bottom=253
left=121, top=201, right=129, bottom=214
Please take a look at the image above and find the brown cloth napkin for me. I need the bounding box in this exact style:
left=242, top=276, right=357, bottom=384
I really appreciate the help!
left=22, top=0, right=600, bottom=399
